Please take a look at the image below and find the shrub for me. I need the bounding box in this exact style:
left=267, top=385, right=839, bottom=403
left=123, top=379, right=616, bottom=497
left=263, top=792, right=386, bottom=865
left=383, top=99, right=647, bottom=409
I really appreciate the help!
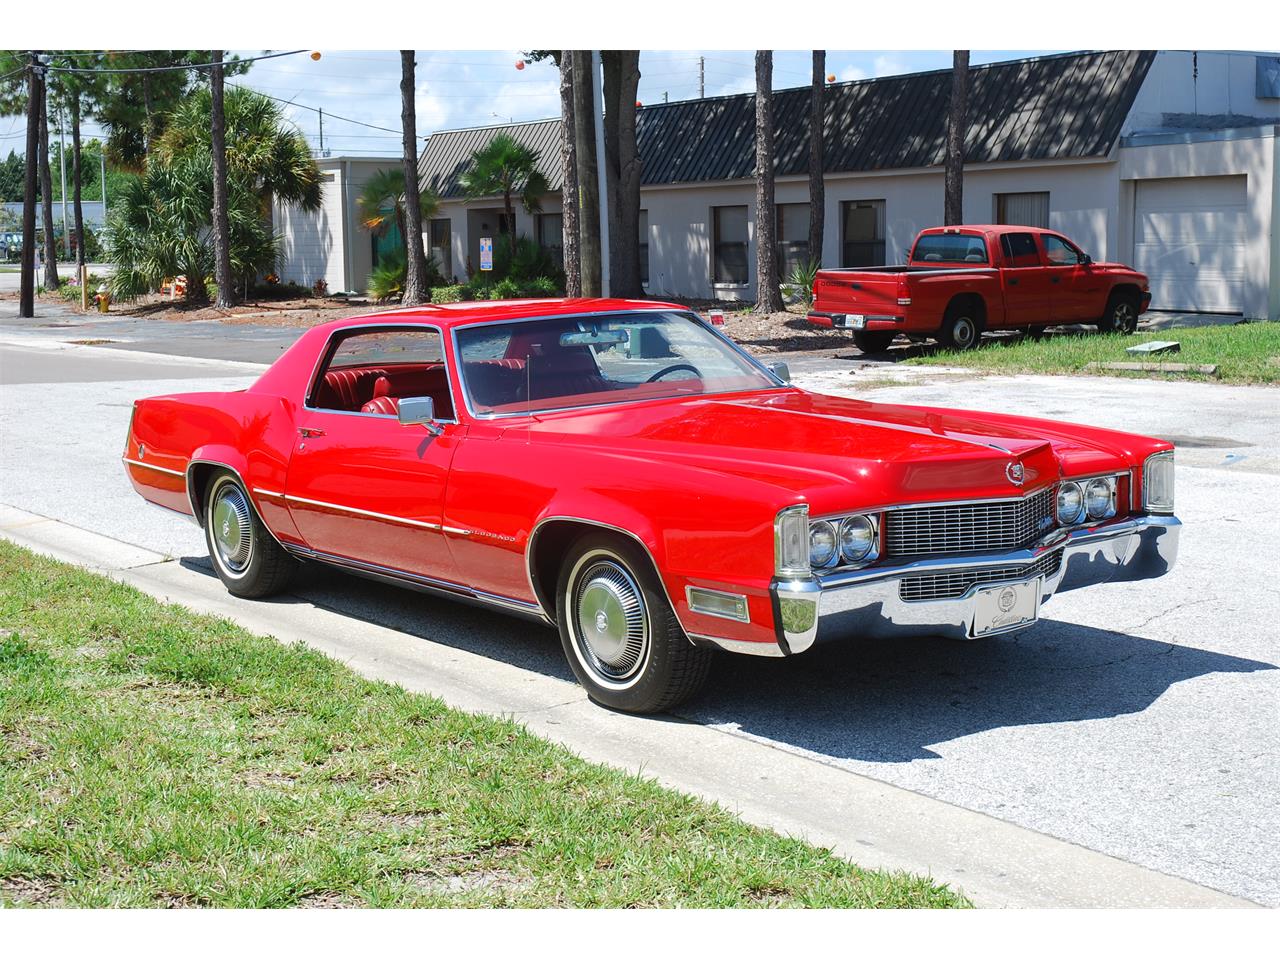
left=430, top=285, right=466, bottom=305
left=493, top=234, right=563, bottom=287
left=525, top=275, right=559, bottom=297
left=783, top=258, right=821, bottom=308
left=491, top=277, right=522, bottom=300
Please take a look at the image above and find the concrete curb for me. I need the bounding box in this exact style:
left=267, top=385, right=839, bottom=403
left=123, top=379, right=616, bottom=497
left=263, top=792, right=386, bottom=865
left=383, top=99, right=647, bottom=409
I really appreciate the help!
left=0, top=503, right=1260, bottom=909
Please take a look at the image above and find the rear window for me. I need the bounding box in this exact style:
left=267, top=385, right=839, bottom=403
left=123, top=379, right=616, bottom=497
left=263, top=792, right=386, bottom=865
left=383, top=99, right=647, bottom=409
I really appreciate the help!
left=912, top=234, right=988, bottom=264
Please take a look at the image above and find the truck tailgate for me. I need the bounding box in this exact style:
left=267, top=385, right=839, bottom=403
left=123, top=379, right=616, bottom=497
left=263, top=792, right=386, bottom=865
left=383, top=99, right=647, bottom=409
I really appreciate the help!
left=812, top=270, right=903, bottom=323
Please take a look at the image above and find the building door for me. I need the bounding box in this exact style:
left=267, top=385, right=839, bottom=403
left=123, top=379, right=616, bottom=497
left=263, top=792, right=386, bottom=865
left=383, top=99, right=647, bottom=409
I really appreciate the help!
left=1133, top=176, right=1247, bottom=314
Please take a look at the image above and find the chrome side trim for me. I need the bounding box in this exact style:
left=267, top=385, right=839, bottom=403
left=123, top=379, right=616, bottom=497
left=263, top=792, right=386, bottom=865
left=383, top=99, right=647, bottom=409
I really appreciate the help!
left=122, top=456, right=185, bottom=478
left=285, top=543, right=550, bottom=623
left=525, top=515, right=686, bottom=635
left=279, top=492, right=443, bottom=531
left=253, top=488, right=285, bottom=500
left=687, top=633, right=784, bottom=657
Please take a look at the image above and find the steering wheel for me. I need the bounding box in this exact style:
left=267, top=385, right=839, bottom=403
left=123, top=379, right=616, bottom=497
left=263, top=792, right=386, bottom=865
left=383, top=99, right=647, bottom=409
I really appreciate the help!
left=644, top=363, right=700, bottom=383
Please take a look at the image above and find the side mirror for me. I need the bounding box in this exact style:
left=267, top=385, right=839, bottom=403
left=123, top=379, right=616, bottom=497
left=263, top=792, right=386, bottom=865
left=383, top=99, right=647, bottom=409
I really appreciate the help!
left=1080, top=253, right=1094, bottom=266
left=769, top=361, right=791, bottom=384
left=398, top=396, right=443, bottom=435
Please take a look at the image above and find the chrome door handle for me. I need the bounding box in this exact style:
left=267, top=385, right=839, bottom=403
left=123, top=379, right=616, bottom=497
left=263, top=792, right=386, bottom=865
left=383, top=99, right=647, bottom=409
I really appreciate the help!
left=298, top=427, right=326, bottom=438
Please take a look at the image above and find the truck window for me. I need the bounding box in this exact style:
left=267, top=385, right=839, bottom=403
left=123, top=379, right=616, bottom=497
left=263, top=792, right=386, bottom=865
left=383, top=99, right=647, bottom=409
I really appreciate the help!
left=1000, top=232, right=1040, bottom=268
left=1042, top=234, right=1083, bottom=266
left=911, top=234, right=988, bottom=264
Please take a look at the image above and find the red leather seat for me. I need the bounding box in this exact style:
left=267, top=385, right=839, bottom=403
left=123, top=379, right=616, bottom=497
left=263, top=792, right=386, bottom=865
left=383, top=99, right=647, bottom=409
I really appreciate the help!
left=318, top=367, right=386, bottom=411
left=361, top=395, right=400, bottom=415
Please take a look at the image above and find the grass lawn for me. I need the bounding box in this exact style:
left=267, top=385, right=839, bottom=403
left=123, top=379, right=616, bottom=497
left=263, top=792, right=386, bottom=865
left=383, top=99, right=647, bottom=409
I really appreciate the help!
left=903, top=322, right=1280, bottom=385
left=0, top=541, right=968, bottom=909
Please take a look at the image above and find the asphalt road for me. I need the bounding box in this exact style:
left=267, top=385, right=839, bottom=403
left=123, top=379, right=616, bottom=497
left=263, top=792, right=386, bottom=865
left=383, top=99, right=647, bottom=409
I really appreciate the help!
left=1, top=308, right=1276, bottom=906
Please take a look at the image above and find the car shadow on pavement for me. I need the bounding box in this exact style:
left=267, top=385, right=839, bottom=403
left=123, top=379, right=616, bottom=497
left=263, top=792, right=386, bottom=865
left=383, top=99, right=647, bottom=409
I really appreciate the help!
left=179, top=555, right=1275, bottom=763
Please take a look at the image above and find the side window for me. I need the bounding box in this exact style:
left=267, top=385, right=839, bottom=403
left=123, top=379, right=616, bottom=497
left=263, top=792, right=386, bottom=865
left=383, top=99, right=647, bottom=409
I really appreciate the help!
left=1000, top=232, right=1041, bottom=268
left=310, top=328, right=453, bottom=419
left=1042, top=234, right=1081, bottom=267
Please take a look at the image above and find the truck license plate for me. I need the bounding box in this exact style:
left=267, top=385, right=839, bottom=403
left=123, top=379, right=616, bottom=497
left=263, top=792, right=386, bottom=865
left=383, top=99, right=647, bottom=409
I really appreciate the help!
left=970, top=578, right=1041, bottom=638
left=837, top=314, right=866, bottom=329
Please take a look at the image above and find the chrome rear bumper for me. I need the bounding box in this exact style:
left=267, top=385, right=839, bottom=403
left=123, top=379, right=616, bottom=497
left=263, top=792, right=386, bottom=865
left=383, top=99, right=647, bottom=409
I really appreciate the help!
left=769, top=514, right=1180, bottom=655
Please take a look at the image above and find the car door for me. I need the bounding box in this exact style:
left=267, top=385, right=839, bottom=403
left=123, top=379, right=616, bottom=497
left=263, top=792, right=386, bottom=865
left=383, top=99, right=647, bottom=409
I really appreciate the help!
left=1042, top=234, right=1102, bottom=322
left=283, top=325, right=465, bottom=586
left=998, top=231, right=1053, bottom=327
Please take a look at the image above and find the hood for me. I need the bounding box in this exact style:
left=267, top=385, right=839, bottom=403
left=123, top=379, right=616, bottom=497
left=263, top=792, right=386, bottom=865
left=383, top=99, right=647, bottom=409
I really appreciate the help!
left=518, top=389, right=1121, bottom=512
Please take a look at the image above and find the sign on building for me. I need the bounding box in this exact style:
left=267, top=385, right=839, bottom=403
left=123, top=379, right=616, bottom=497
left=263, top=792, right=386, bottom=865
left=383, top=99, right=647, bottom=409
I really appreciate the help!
left=479, top=237, right=494, bottom=272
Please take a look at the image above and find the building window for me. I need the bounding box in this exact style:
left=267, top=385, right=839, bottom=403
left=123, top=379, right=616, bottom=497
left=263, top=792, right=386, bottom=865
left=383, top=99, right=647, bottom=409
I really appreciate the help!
left=841, top=200, right=886, bottom=267
left=712, top=205, right=749, bottom=285
left=995, top=192, right=1050, bottom=229
left=537, top=212, right=564, bottom=270
left=429, top=218, right=452, bottom=279
left=776, top=203, right=810, bottom=278
left=639, top=209, right=649, bottom=287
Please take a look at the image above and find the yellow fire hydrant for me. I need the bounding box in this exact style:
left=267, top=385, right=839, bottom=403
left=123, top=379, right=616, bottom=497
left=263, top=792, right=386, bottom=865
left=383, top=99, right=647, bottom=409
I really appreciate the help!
left=94, top=285, right=111, bottom=313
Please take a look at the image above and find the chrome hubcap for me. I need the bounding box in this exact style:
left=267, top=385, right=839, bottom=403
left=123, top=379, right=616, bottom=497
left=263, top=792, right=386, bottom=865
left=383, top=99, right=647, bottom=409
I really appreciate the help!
left=573, top=560, right=648, bottom=681
left=211, top=484, right=252, bottom=573
left=1116, top=304, right=1134, bottom=330
left=956, top=318, right=975, bottom=347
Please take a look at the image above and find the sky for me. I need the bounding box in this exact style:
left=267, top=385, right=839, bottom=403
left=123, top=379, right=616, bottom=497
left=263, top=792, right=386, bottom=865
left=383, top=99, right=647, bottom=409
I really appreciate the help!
left=0, top=50, right=1060, bottom=159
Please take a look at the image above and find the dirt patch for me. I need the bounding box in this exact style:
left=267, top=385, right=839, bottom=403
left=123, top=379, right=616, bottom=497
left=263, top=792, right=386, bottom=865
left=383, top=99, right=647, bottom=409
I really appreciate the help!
left=0, top=874, right=64, bottom=906
left=238, top=770, right=298, bottom=789
left=108, top=293, right=393, bottom=327
left=154, top=890, right=211, bottom=908
left=296, top=890, right=360, bottom=908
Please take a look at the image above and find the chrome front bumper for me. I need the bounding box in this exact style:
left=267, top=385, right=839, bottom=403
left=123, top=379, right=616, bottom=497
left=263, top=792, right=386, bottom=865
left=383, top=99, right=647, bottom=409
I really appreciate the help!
left=769, top=514, right=1181, bottom=655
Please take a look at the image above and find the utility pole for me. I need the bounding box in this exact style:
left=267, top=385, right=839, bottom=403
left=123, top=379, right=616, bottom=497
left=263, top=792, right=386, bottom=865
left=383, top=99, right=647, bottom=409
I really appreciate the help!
left=20, top=53, right=42, bottom=319
left=698, top=57, right=705, bottom=99
left=58, top=104, right=70, bottom=258
left=318, top=107, right=324, bottom=156
left=100, top=147, right=106, bottom=211
left=592, top=51, right=610, bottom=297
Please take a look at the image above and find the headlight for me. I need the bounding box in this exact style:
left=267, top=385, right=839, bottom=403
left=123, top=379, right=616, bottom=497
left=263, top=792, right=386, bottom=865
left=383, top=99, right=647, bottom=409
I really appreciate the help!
left=1056, top=482, right=1084, bottom=525
left=809, top=520, right=838, bottom=568
left=775, top=505, right=810, bottom=577
left=1084, top=477, right=1116, bottom=520
left=1143, top=451, right=1175, bottom=514
left=838, top=515, right=876, bottom=563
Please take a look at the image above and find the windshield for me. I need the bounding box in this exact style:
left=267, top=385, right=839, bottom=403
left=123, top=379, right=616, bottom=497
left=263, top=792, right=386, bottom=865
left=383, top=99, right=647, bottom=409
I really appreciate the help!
left=454, top=311, right=778, bottom=416
left=912, top=233, right=989, bottom=264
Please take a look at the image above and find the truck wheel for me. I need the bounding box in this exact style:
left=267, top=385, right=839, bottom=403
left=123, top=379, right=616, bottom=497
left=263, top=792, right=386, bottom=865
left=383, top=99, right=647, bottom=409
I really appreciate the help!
left=852, top=331, right=896, bottom=354
left=1098, top=293, right=1139, bottom=334
left=555, top=533, right=712, bottom=714
left=204, top=472, right=298, bottom=598
left=940, top=305, right=982, bottom=350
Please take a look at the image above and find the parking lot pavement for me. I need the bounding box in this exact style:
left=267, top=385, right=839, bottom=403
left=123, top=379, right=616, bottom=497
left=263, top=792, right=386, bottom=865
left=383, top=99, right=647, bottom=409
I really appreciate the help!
left=1, top=337, right=1276, bottom=906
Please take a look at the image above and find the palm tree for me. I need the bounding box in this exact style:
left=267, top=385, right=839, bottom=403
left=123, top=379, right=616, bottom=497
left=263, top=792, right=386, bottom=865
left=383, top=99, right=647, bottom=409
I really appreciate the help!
left=458, top=133, right=549, bottom=259
left=399, top=51, right=431, bottom=306
left=157, top=86, right=322, bottom=216
left=210, top=50, right=234, bottom=307
left=558, top=51, right=581, bottom=298
left=808, top=51, right=825, bottom=267
left=944, top=51, right=970, bottom=226
left=754, top=51, right=783, bottom=313
left=358, top=167, right=440, bottom=247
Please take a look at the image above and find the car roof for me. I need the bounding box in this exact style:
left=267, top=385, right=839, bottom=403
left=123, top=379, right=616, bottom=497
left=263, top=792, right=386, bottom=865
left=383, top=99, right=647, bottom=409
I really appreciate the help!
left=315, top=297, right=690, bottom=332
left=917, top=224, right=1058, bottom=237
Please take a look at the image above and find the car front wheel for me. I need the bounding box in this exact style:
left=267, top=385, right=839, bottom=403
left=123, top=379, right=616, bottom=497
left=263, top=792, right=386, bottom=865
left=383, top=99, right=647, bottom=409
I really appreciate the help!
left=1098, top=293, right=1140, bottom=334
left=204, top=472, right=298, bottom=598
left=555, top=533, right=712, bottom=713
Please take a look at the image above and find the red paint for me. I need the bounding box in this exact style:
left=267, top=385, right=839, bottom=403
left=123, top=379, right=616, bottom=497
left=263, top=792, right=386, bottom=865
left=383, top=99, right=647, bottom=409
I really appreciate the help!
left=124, top=297, right=1172, bottom=648
left=808, top=225, right=1151, bottom=337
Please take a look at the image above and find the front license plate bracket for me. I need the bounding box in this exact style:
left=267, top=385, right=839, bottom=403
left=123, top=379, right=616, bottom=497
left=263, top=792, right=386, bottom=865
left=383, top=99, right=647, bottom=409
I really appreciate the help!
left=970, top=577, right=1041, bottom=638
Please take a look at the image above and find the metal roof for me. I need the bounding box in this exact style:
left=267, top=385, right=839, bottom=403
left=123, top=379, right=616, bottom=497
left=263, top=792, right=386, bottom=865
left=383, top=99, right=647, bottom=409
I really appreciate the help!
left=418, top=50, right=1156, bottom=197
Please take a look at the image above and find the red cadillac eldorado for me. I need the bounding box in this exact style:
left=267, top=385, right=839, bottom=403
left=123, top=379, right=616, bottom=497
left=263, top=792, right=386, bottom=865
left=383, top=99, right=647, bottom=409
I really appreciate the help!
left=124, top=298, right=1180, bottom=713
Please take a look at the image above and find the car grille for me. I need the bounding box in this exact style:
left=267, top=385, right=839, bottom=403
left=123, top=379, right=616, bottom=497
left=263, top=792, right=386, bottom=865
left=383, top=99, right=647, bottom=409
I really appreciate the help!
left=898, top=549, right=1063, bottom=602
left=884, top=486, right=1057, bottom=557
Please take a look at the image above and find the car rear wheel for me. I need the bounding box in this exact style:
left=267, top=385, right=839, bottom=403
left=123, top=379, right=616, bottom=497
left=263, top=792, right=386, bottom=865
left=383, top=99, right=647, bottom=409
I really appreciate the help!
left=204, top=472, right=297, bottom=598
left=1098, top=293, right=1139, bottom=334
left=555, top=533, right=712, bottom=714
left=852, top=331, right=896, bottom=354
left=940, top=306, right=982, bottom=350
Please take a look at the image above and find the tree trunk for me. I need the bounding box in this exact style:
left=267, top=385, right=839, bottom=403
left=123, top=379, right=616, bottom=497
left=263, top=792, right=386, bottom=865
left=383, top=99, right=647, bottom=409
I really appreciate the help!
left=754, top=52, right=783, bottom=313
left=70, top=94, right=85, bottom=273
left=503, top=187, right=517, bottom=260
left=19, top=54, right=41, bottom=319
left=807, top=51, right=825, bottom=268
left=141, top=74, right=155, bottom=158
left=558, top=52, right=581, bottom=297
left=602, top=52, right=642, bottom=299
left=39, top=90, right=59, bottom=290
left=210, top=50, right=235, bottom=308
left=572, top=51, right=601, bottom=297
left=400, top=50, right=430, bottom=305
left=944, top=50, right=969, bottom=226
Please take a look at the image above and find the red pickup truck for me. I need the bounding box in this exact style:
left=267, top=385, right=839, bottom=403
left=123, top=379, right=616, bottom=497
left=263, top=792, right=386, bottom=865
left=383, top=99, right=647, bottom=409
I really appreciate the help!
left=807, top=225, right=1151, bottom=352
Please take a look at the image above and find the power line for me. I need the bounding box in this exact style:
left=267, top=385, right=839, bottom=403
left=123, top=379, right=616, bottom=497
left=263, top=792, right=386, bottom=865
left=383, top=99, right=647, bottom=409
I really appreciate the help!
left=42, top=49, right=308, bottom=75
left=225, top=81, right=428, bottom=142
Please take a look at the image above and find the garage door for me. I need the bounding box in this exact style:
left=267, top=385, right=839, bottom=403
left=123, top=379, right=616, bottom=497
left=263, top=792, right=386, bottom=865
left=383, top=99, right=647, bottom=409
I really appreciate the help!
left=1133, top=175, right=1247, bottom=314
